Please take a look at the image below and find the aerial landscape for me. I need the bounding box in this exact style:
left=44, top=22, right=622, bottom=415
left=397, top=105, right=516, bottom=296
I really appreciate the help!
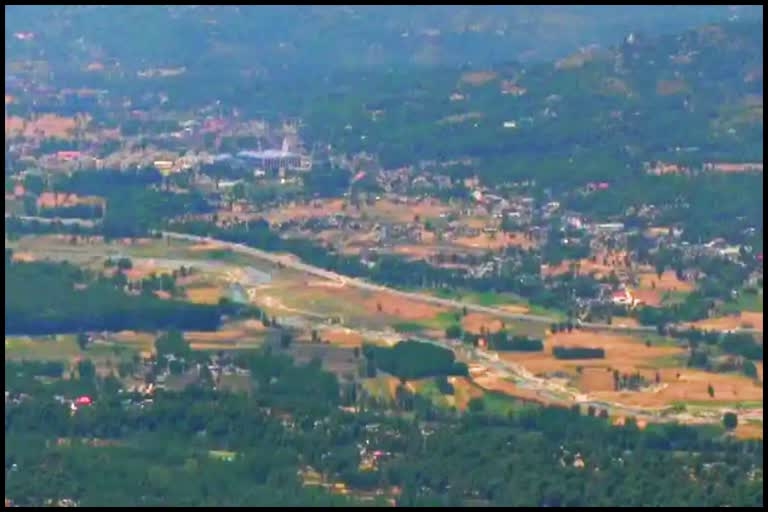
left=4, top=5, right=764, bottom=507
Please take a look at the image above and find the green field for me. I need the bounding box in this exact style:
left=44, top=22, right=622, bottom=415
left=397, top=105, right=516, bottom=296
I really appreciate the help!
left=427, top=288, right=565, bottom=320
left=5, top=335, right=138, bottom=372
left=721, top=291, right=764, bottom=314
left=481, top=390, right=528, bottom=416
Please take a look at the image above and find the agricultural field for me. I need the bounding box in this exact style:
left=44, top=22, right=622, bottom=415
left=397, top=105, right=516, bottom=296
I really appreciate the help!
left=686, top=311, right=764, bottom=332
left=497, top=330, right=763, bottom=411
left=5, top=335, right=137, bottom=377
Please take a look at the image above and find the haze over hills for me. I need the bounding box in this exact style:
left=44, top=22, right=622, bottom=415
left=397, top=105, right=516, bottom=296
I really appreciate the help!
left=4, top=6, right=764, bottom=508
left=5, top=5, right=764, bottom=75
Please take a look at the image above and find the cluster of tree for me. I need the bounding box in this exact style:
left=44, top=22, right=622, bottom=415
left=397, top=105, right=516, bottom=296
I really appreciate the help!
left=362, top=340, right=468, bottom=381
left=4, top=337, right=764, bottom=508
left=552, top=346, right=606, bottom=360
left=485, top=331, right=544, bottom=352
left=668, top=327, right=763, bottom=362
left=612, top=369, right=653, bottom=391
left=5, top=258, right=222, bottom=335
left=37, top=204, right=104, bottom=220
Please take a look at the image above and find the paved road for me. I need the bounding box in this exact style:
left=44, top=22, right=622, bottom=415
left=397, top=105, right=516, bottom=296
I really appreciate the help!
left=6, top=215, right=98, bottom=227
left=159, top=231, right=761, bottom=337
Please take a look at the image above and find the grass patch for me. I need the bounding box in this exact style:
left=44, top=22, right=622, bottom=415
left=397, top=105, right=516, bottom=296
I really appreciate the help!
left=362, top=377, right=395, bottom=401
left=649, top=354, right=687, bottom=368
left=677, top=399, right=763, bottom=409
left=5, top=335, right=83, bottom=360
left=209, top=450, right=237, bottom=461
left=414, top=378, right=452, bottom=408
left=218, top=374, right=252, bottom=393
left=426, top=287, right=565, bottom=320
left=721, top=291, right=763, bottom=314
left=482, top=390, right=526, bottom=416
left=660, top=290, right=690, bottom=306
left=640, top=334, right=682, bottom=348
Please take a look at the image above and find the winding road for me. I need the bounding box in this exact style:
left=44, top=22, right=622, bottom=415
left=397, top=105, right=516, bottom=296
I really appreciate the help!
left=158, top=231, right=761, bottom=336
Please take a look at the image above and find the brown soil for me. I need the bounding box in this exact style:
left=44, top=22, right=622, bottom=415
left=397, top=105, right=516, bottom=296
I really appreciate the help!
left=589, top=368, right=763, bottom=408
left=657, top=79, right=688, bottom=96
left=460, top=71, right=498, bottom=86
left=184, top=330, right=246, bottom=342
left=452, top=231, right=536, bottom=251
left=185, top=286, right=225, bottom=304
left=733, top=422, right=764, bottom=440
left=687, top=312, right=763, bottom=332
left=449, top=377, right=485, bottom=410
left=363, top=291, right=447, bottom=321
left=318, top=328, right=364, bottom=348
left=461, top=313, right=506, bottom=334
left=6, top=114, right=88, bottom=139
left=500, top=331, right=684, bottom=380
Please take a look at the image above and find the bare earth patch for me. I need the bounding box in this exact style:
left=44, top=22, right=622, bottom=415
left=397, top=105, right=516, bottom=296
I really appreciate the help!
left=319, top=327, right=364, bottom=348
left=364, top=291, right=447, bottom=321
left=449, top=376, right=485, bottom=410
left=500, top=331, right=685, bottom=381
left=734, top=421, right=764, bottom=440
left=589, top=368, right=763, bottom=408
left=462, top=313, right=506, bottom=334
left=687, top=312, right=763, bottom=332
left=185, top=286, right=225, bottom=304
left=459, top=71, right=497, bottom=86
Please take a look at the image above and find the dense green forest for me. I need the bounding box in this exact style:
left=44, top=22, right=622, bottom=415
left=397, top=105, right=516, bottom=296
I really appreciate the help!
left=4, top=346, right=763, bottom=507
left=5, top=255, right=222, bottom=334
left=362, top=340, right=469, bottom=380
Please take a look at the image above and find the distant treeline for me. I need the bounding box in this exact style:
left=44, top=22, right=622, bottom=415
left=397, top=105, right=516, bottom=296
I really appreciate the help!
left=552, top=346, right=606, bottom=360
left=486, top=331, right=544, bottom=352
left=5, top=258, right=222, bottom=335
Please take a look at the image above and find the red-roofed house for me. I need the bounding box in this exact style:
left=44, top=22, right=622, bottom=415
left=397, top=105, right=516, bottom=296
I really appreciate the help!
left=37, top=192, right=80, bottom=209
left=56, top=151, right=82, bottom=161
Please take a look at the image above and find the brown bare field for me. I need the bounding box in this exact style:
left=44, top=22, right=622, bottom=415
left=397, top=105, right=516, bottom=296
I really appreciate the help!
left=366, top=198, right=452, bottom=223
left=5, top=94, right=14, bottom=105
left=499, top=304, right=530, bottom=314
left=449, top=376, right=485, bottom=410
left=460, top=71, right=497, bottom=86
left=500, top=331, right=685, bottom=378
left=733, top=421, right=764, bottom=440
left=452, top=231, right=536, bottom=251
left=391, top=244, right=442, bottom=260
left=611, top=316, right=641, bottom=328
left=473, top=374, right=569, bottom=406
left=363, top=291, right=447, bottom=321
left=264, top=199, right=346, bottom=223
left=112, top=331, right=155, bottom=354
left=122, top=265, right=172, bottom=281
left=6, top=114, right=87, bottom=139
left=589, top=368, right=763, bottom=407
left=318, top=327, right=364, bottom=348
left=462, top=313, right=506, bottom=334
left=188, top=242, right=226, bottom=252
left=10, top=251, right=37, bottom=262
left=656, top=79, right=689, bottom=96
left=184, top=330, right=246, bottom=343
left=644, top=226, right=674, bottom=238
left=687, top=312, right=763, bottom=332
left=185, top=286, right=225, bottom=304
left=638, top=270, right=694, bottom=293
left=437, top=112, right=484, bottom=125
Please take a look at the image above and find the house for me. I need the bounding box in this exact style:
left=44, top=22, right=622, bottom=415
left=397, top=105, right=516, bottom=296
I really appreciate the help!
left=36, top=192, right=79, bottom=209
left=56, top=151, right=82, bottom=161
left=610, top=288, right=641, bottom=308
left=500, top=81, right=527, bottom=96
